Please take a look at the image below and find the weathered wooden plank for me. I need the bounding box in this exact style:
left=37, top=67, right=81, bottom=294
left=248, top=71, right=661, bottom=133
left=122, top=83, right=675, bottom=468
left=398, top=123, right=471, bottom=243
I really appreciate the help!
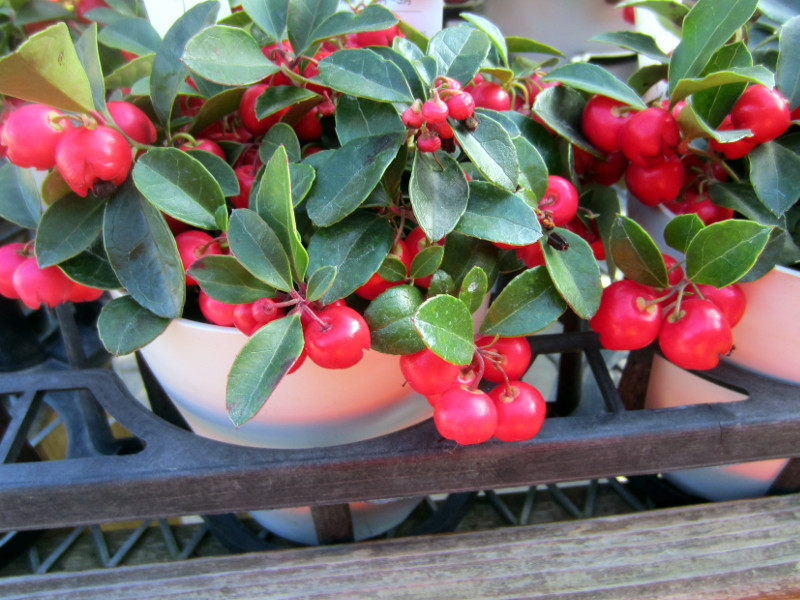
left=2, top=494, right=800, bottom=600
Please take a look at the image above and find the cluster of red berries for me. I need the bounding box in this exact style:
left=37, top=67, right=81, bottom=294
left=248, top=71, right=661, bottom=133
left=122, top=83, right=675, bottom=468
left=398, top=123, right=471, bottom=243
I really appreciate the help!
left=589, top=255, right=745, bottom=371
left=400, top=335, right=546, bottom=445
left=402, top=77, right=477, bottom=153
left=576, top=84, right=792, bottom=224
left=0, top=242, right=103, bottom=309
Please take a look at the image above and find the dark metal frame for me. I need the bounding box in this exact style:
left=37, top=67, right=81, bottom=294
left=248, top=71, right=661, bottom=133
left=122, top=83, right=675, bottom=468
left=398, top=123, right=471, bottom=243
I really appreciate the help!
left=2, top=302, right=799, bottom=543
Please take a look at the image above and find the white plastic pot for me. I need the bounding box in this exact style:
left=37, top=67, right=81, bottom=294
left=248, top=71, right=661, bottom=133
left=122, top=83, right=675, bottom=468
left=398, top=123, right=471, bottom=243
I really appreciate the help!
left=629, top=200, right=800, bottom=500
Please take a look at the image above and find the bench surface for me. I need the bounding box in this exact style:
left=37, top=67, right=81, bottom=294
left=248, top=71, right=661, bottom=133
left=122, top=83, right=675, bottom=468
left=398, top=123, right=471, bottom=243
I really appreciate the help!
left=2, top=493, right=800, bottom=600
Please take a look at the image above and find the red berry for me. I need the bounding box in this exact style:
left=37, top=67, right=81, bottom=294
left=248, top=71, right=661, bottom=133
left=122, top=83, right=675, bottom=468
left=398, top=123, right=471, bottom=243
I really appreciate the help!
left=625, top=155, right=685, bottom=207
left=709, top=115, right=757, bottom=160
left=539, top=175, right=579, bottom=227
left=581, top=95, right=633, bottom=154
left=75, top=0, right=108, bottom=23
left=353, top=24, right=401, bottom=47
left=515, top=242, right=545, bottom=269
left=619, top=107, right=681, bottom=167
left=434, top=385, right=498, bottom=445
left=730, top=84, right=791, bottom=144
left=252, top=296, right=284, bottom=324
left=476, top=336, right=532, bottom=383
left=564, top=215, right=605, bottom=260
left=233, top=302, right=259, bottom=335
left=106, top=100, right=157, bottom=145
left=302, top=304, right=371, bottom=369
left=665, top=189, right=733, bottom=225
left=573, top=146, right=628, bottom=186
left=1, top=104, right=73, bottom=170
left=589, top=279, right=662, bottom=351
left=421, top=96, right=449, bottom=124
left=402, top=104, right=425, bottom=129
left=198, top=290, right=236, bottom=327
left=446, top=91, right=476, bottom=120
left=469, top=81, right=511, bottom=111
left=180, top=138, right=226, bottom=160
left=54, top=125, right=132, bottom=197
left=13, top=258, right=75, bottom=310
left=400, top=347, right=461, bottom=396
left=239, top=84, right=286, bottom=136
left=0, top=243, right=28, bottom=299
left=293, top=106, right=322, bottom=143
left=69, top=282, right=103, bottom=303
left=230, top=164, right=258, bottom=210
left=490, top=381, right=546, bottom=442
left=659, top=298, right=733, bottom=370
left=416, top=130, right=441, bottom=153
left=175, top=230, right=225, bottom=285
left=693, top=284, right=746, bottom=328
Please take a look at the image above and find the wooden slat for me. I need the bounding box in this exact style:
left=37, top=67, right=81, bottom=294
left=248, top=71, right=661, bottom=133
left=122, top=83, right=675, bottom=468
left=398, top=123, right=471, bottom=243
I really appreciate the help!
left=3, top=494, right=800, bottom=600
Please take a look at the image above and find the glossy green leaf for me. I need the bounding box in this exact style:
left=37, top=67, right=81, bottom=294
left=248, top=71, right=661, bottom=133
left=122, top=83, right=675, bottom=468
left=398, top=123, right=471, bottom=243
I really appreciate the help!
left=589, top=31, right=670, bottom=63
left=480, top=266, right=566, bottom=337
left=310, top=4, right=397, bottom=45
left=97, top=295, right=170, bottom=356
left=0, top=22, right=94, bottom=112
left=183, top=25, right=277, bottom=85
left=428, top=270, right=456, bottom=297
left=514, top=137, right=548, bottom=199
left=369, top=46, right=427, bottom=101
left=670, top=66, right=774, bottom=105
left=256, top=146, right=308, bottom=282
left=409, top=245, right=444, bottom=279
left=409, top=151, right=469, bottom=243
left=542, top=229, right=602, bottom=319
left=187, top=87, right=246, bottom=135
left=290, top=163, right=315, bottom=206
left=184, top=150, right=239, bottom=198
left=543, top=62, right=646, bottom=110
left=628, top=63, right=670, bottom=97
left=685, top=220, right=772, bottom=287
left=75, top=24, right=107, bottom=115
left=459, top=266, right=489, bottom=314
left=439, top=233, right=500, bottom=290
left=254, top=85, right=319, bottom=120
left=242, top=0, right=289, bottom=42
left=610, top=214, right=669, bottom=288
left=378, top=255, right=407, bottom=282
left=103, top=181, right=185, bottom=319
left=667, top=0, right=759, bottom=93
left=59, top=240, right=120, bottom=290
left=663, top=213, right=705, bottom=255
left=35, top=195, right=105, bottom=267
left=306, top=211, right=394, bottom=303
left=335, top=95, right=405, bottom=146
left=227, top=313, right=305, bottom=427
left=258, top=122, right=301, bottom=164
left=133, top=148, right=228, bottom=231
left=507, top=111, right=562, bottom=175
left=778, top=15, right=800, bottom=109
left=532, top=85, right=594, bottom=155
left=188, top=254, right=277, bottom=304
left=750, top=142, right=800, bottom=217
left=427, top=25, right=491, bottom=86
left=104, top=54, right=155, bottom=91
left=13, top=1, right=73, bottom=26
left=505, top=36, right=563, bottom=57
left=363, top=284, right=425, bottom=355
left=459, top=12, right=508, bottom=67
left=708, top=182, right=784, bottom=226
left=689, top=42, right=752, bottom=127
left=412, top=295, right=475, bottom=365
left=305, top=131, right=405, bottom=226
left=97, top=16, right=162, bottom=56
left=579, top=184, right=621, bottom=277
left=227, top=208, right=294, bottom=292
left=318, top=48, right=414, bottom=103
left=305, top=265, right=337, bottom=302
left=150, top=1, right=219, bottom=126
left=453, top=112, right=519, bottom=191
left=0, top=164, right=42, bottom=229
left=287, top=0, right=338, bottom=58
left=455, top=181, right=542, bottom=246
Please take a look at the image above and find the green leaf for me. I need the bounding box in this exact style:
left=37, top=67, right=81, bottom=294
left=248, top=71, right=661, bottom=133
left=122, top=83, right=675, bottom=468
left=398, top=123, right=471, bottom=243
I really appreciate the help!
left=453, top=112, right=519, bottom=191
left=708, top=181, right=784, bottom=225
left=778, top=15, right=800, bottom=109
left=610, top=214, right=669, bottom=288
left=178, top=152, right=236, bottom=199
left=103, top=180, right=185, bottom=319
left=150, top=0, right=219, bottom=127
left=318, top=48, right=414, bottom=103
left=456, top=181, right=542, bottom=246
left=378, top=254, right=407, bottom=282
left=97, top=16, right=162, bottom=56
left=409, top=245, right=444, bottom=279
left=412, top=295, right=475, bottom=365
left=227, top=313, right=305, bottom=427
left=227, top=209, right=294, bottom=292
left=589, top=31, right=670, bottom=63
left=532, top=85, right=594, bottom=155
left=0, top=22, right=94, bottom=113
left=663, top=213, right=705, bottom=255
left=628, top=63, right=671, bottom=97
left=183, top=25, right=278, bottom=86
left=97, top=295, right=170, bottom=356
left=335, top=95, right=405, bottom=146
left=427, top=25, right=492, bottom=85
left=35, top=195, right=105, bottom=267
left=59, top=240, right=120, bottom=289
left=75, top=24, right=107, bottom=116
left=305, top=265, right=337, bottom=302
left=310, top=4, right=397, bottom=44
left=254, top=85, right=319, bottom=120
left=0, top=164, right=42, bottom=229
left=258, top=122, right=302, bottom=164
left=428, top=270, right=455, bottom=297
left=369, top=46, right=427, bottom=101
left=507, top=111, right=562, bottom=175
left=480, top=266, right=566, bottom=337
left=306, top=211, right=394, bottom=303
left=505, top=36, right=564, bottom=57
left=188, top=254, right=277, bottom=304
left=305, top=131, right=405, bottom=226
left=685, top=220, right=772, bottom=286
left=242, top=0, right=289, bottom=43
left=104, top=54, right=155, bottom=92
left=579, top=184, right=621, bottom=277
left=133, top=148, right=228, bottom=231
left=667, top=0, right=759, bottom=93
left=290, top=163, right=316, bottom=206
left=409, top=151, right=470, bottom=243
left=187, top=87, right=247, bottom=136
left=459, top=266, right=489, bottom=314
left=459, top=12, right=508, bottom=67
left=542, top=62, right=646, bottom=110
left=255, top=146, right=308, bottom=282
left=514, top=137, right=548, bottom=199
left=749, top=141, right=800, bottom=217
left=670, top=66, right=774, bottom=106
left=439, top=233, right=500, bottom=290
left=363, top=284, right=425, bottom=355
left=542, top=229, right=602, bottom=319
left=287, top=0, right=338, bottom=58
left=13, top=0, right=73, bottom=26
left=689, top=42, right=752, bottom=128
